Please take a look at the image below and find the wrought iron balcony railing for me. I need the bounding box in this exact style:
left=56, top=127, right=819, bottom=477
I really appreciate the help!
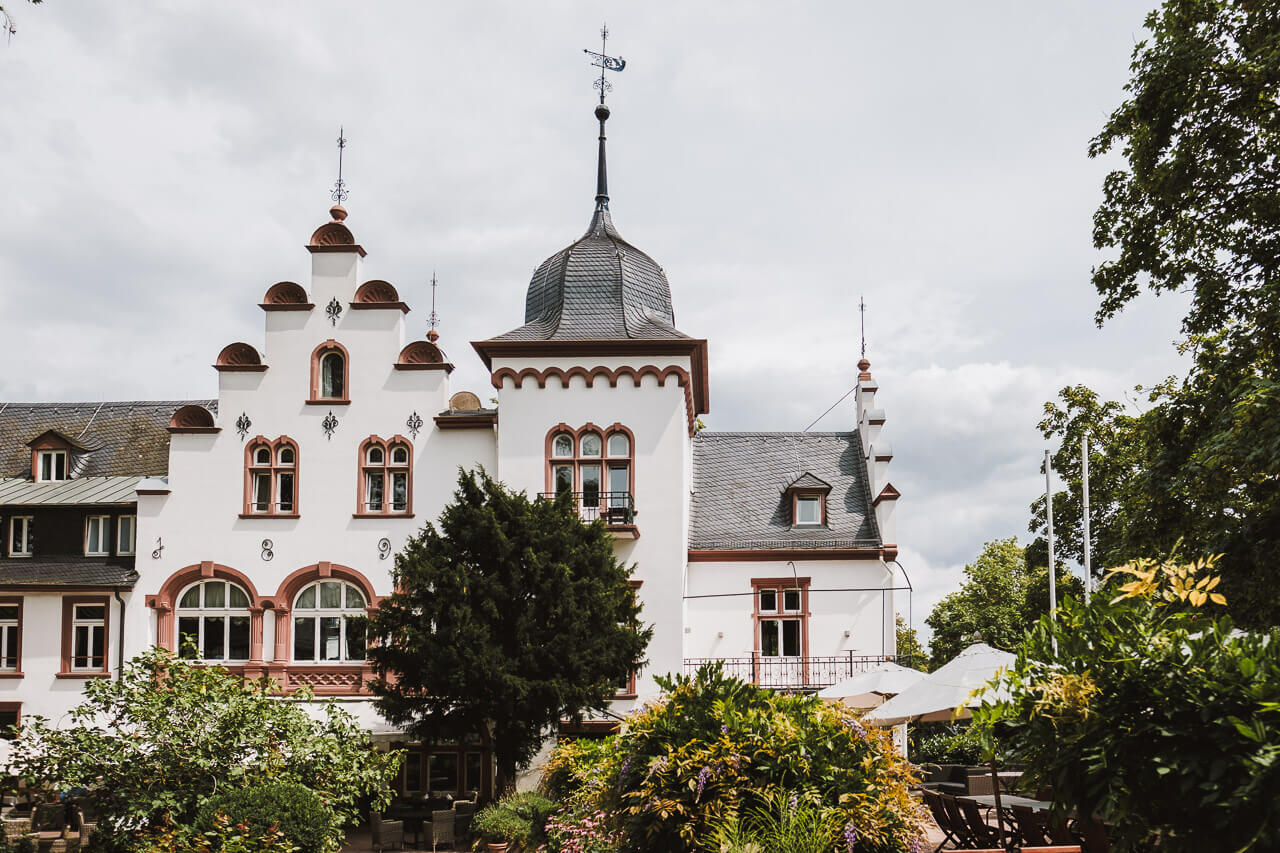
left=541, top=491, right=635, bottom=526
left=683, top=653, right=908, bottom=691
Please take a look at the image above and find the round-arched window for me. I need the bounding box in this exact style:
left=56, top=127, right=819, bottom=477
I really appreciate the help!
left=607, top=433, right=630, bottom=457
left=367, top=446, right=384, bottom=465
left=293, top=581, right=367, bottom=662
left=321, top=351, right=345, bottom=399
left=391, top=445, right=409, bottom=465
left=176, top=580, right=252, bottom=661
left=580, top=433, right=602, bottom=457
left=552, top=434, right=573, bottom=458
left=253, top=446, right=271, bottom=466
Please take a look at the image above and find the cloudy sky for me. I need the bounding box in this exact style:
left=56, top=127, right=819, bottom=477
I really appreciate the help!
left=0, top=2, right=1190, bottom=642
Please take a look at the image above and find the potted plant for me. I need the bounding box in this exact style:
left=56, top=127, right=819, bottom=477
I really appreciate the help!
left=470, top=803, right=530, bottom=852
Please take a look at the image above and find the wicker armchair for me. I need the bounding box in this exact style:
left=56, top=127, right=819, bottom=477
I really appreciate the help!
left=370, top=811, right=404, bottom=852
left=430, top=809, right=454, bottom=851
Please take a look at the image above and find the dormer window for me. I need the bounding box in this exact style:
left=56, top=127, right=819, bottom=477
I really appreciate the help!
left=36, top=450, right=68, bottom=482
left=784, top=472, right=831, bottom=528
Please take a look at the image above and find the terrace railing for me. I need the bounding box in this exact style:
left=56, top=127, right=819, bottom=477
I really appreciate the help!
left=683, top=653, right=906, bottom=691
left=540, top=491, right=635, bottom=527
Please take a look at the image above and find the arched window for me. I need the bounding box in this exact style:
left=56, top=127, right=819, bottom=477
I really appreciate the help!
left=545, top=424, right=635, bottom=525
left=357, top=436, right=412, bottom=516
left=309, top=341, right=350, bottom=404
left=243, top=437, right=298, bottom=517
left=176, top=579, right=252, bottom=661
left=292, top=581, right=367, bottom=662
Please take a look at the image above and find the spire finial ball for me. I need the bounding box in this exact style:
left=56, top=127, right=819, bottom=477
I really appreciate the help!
left=857, top=358, right=871, bottom=372
left=329, top=204, right=348, bottom=222
left=595, top=103, right=610, bottom=122
left=426, top=329, right=439, bottom=343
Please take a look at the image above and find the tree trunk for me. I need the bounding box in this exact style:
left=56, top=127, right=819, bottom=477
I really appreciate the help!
left=494, top=752, right=518, bottom=799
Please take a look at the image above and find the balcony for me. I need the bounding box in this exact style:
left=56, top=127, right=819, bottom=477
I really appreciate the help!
left=541, top=491, right=637, bottom=538
left=683, top=653, right=906, bottom=692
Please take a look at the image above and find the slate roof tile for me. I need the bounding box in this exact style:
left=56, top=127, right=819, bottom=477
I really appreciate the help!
left=0, top=555, right=138, bottom=588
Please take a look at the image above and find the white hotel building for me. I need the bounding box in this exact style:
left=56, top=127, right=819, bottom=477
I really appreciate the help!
left=0, top=99, right=903, bottom=796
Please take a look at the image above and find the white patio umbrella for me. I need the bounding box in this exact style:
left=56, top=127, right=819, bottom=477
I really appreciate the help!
left=815, top=661, right=926, bottom=709
left=861, top=642, right=1015, bottom=726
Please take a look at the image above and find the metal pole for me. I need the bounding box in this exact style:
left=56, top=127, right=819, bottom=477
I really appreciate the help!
left=1082, top=435, right=1091, bottom=606
left=1045, top=450, right=1058, bottom=655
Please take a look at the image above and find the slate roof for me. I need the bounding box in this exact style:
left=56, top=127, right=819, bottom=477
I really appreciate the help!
left=485, top=207, right=691, bottom=342
left=0, top=556, right=138, bottom=588
left=0, top=476, right=145, bottom=506
left=0, top=401, right=215, bottom=480
left=690, top=432, right=880, bottom=551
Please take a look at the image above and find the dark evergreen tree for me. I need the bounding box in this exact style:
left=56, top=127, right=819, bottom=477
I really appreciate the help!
left=367, top=468, right=652, bottom=793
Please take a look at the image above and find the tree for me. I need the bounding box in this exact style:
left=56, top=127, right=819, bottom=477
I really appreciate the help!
left=3, top=648, right=400, bottom=850
left=925, top=538, right=1082, bottom=669
left=368, top=468, right=652, bottom=794
left=1068, top=0, right=1280, bottom=626
left=1, top=0, right=41, bottom=39
left=894, top=614, right=926, bottom=671
left=976, top=557, right=1278, bottom=852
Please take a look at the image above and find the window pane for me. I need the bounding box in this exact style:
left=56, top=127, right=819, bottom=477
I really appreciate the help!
left=320, top=617, right=342, bottom=661
left=581, top=465, right=601, bottom=507
left=178, top=617, right=200, bottom=658
left=55, top=453, right=66, bottom=479
left=277, top=472, right=295, bottom=512
left=87, top=522, right=100, bottom=554
left=3, top=625, right=18, bottom=669
left=90, top=626, right=104, bottom=668
left=607, top=434, right=629, bottom=457
left=405, top=753, right=423, bottom=792
left=179, top=586, right=200, bottom=608
left=552, top=435, right=573, bottom=457
left=294, top=617, right=316, bottom=660
left=344, top=617, right=366, bottom=661
left=430, top=753, right=459, bottom=793
left=608, top=465, right=628, bottom=497
left=391, top=446, right=408, bottom=464
left=580, top=434, right=601, bottom=457
left=782, top=620, right=801, bottom=657
left=797, top=497, right=820, bottom=524
left=391, top=472, right=408, bottom=512
left=553, top=465, right=573, bottom=494
left=75, top=605, right=105, bottom=621
left=204, top=582, right=225, bottom=608
left=0, top=606, right=18, bottom=620
left=119, top=517, right=135, bottom=553
left=761, top=620, right=780, bottom=657
left=759, top=590, right=777, bottom=612
left=367, top=473, right=384, bottom=510
left=228, top=616, right=250, bottom=660
left=322, top=353, right=344, bottom=398
left=255, top=447, right=271, bottom=465
left=320, top=582, right=342, bottom=609
left=296, top=585, right=316, bottom=609
left=254, top=473, right=271, bottom=511
left=202, top=616, right=225, bottom=660
left=229, top=584, right=249, bottom=608
left=783, top=589, right=801, bottom=612
left=0, top=709, right=16, bottom=740
left=73, top=625, right=88, bottom=666
left=367, top=446, right=384, bottom=464
left=345, top=585, right=366, bottom=609
left=278, top=446, right=295, bottom=465
left=465, top=753, right=483, bottom=793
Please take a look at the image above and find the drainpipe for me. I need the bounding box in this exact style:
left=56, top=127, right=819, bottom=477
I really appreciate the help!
left=113, top=588, right=127, bottom=677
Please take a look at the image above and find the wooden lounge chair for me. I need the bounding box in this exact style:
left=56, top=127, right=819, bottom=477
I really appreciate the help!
left=430, top=809, right=454, bottom=851
left=957, top=797, right=1002, bottom=849
left=938, top=794, right=976, bottom=849
left=921, top=790, right=963, bottom=852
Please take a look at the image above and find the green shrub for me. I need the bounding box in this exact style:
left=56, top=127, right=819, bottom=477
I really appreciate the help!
left=197, top=780, right=337, bottom=853
left=706, top=788, right=844, bottom=853
left=541, top=663, right=928, bottom=852
left=135, top=811, right=298, bottom=853
left=540, top=737, right=614, bottom=802
left=976, top=557, right=1280, bottom=852
left=471, top=801, right=533, bottom=846
left=911, top=724, right=985, bottom=765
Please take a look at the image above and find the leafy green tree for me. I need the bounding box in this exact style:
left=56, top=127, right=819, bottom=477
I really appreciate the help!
left=3, top=648, right=399, bottom=849
left=368, top=468, right=651, bottom=794
left=925, top=538, right=1082, bottom=669
left=894, top=614, right=926, bottom=671
left=976, top=557, right=1278, bottom=852
left=1063, top=0, right=1280, bottom=626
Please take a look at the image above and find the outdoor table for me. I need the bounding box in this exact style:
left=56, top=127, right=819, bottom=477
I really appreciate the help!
left=960, top=793, right=1052, bottom=812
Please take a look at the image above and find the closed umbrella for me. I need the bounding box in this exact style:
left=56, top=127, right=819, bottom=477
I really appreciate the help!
left=816, top=661, right=926, bottom=708
left=861, top=643, right=1015, bottom=726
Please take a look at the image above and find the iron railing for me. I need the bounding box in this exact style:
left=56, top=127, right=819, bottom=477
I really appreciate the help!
left=541, top=491, right=635, bottom=526
left=683, top=653, right=907, bottom=691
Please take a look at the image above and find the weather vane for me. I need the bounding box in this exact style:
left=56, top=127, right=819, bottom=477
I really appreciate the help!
left=584, top=24, right=626, bottom=102
left=428, top=271, right=440, bottom=339
left=859, top=295, right=867, bottom=359
left=331, top=126, right=349, bottom=205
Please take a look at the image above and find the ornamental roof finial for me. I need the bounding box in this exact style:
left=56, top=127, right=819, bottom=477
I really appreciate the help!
left=584, top=25, right=625, bottom=210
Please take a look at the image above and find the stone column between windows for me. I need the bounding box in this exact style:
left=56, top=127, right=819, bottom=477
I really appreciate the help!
left=273, top=607, right=291, bottom=661
left=154, top=604, right=174, bottom=652
left=248, top=605, right=265, bottom=663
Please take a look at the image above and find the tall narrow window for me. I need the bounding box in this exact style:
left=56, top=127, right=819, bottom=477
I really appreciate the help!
left=0, top=601, right=20, bottom=672
left=243, top=438, right=299, bottom=517
left=357, top=437, right=412, bottom=516
left=310, top=341, right=350, bottom=403
left=117, top=516, right=136, bottom=556
left=36, top=450, right=68, bottom=482
left=85, top=516, right=110, bottom=556
left=752, top=578, right=810, bottom=688
left=544, top=425, right=635, bottom=526
left=70, top=604, right=106, bottom=671
left=176, top=580, right=252, bottom=661
left=292, top=581, right=367, bottom=662
left=8, top=517, right=32, bottom=557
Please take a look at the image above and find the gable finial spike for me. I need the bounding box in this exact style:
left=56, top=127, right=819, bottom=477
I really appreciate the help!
left=859, top=294, right=867, bottom=360
left=584, top=23, right=626, bottom=210
left=330, top=126, right=349, bottom=210
left=427, top=271, right=440, bottom=342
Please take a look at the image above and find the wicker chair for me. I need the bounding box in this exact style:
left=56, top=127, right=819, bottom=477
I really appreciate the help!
left=30, top=803, right=67, bottom=843
left=452, top=800, right=474, bottom=847
left=370, top=811, right=404, bottom=852
left=431, top=809, right=455, bottom=851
